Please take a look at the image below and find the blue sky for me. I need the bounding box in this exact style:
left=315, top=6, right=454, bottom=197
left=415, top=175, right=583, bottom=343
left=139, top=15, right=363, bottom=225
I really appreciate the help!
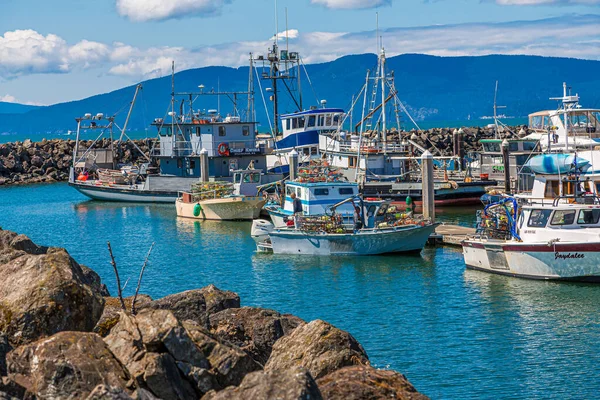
left=1, top=0, right=598, bottom=105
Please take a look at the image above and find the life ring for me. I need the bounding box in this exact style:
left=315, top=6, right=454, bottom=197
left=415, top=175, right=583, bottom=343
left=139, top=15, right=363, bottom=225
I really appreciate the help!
left=217, top=142, right=230, bottom=156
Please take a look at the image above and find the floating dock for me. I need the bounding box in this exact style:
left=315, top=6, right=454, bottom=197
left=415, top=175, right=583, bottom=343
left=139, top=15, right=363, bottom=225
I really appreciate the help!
left=428, top=224, right=475, bottom=247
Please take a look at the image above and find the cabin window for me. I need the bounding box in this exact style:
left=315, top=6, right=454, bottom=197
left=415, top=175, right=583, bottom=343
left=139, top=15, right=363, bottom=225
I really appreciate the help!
left=308, top=116, right=316, bottom=127
left=242, top=126, right=250, bottom=136
left=523, top=142, right=537, bottom=151
left=528, top=209, right=552, bottom=227
left=550, top=210, right=576, bottom=225
left=292, top=119, right=298, bottom=129
left=314, top=188, right=329, bottom=196
left=318, top=115, right=325, bottom=126
left=333, top=114, right=340, bottom=125
left=544, top=181, right=560, bottom=198
left=190, top=160, right=196, bottom=169
left=325, top=114, right=332, bottom=126
left=177, top=159, right=183, bottom=169
left=285, top=119, right=290, bottom=130
left=161, top=127, right=172, bottom=136
left=219, top=126, right=226, bottom=136
left=339, top=188, right=354, bottom=195
left=578, top=209, right=600, bottom=225
left=303, top=148, right=310, bottom=156
left=349, top=156, right=357, bottom=168
left=509, top=142, right=519, bottom=152
left=298, top=117, right=305, bottom=128
left=196, top=127, right=201, bottom=136
left=286, top=186, right=295, bottom=196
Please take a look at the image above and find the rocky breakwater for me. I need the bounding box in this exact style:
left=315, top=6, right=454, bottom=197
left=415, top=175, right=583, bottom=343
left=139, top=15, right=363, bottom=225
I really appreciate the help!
left=0, top=138, right=155, bottom=186
left=0, top=228, right=430, bottom=400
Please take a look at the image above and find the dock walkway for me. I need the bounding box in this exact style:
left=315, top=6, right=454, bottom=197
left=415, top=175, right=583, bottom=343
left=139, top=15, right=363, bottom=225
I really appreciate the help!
left=429, top=224, right=475, bottom=247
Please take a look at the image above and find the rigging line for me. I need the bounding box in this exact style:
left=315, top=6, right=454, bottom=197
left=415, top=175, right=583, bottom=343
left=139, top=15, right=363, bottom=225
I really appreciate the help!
left=280, top=79, right=302, bottom=111
left=254, top=65, right=274, bottom=139
left=300, top=58, right=320, bottom=106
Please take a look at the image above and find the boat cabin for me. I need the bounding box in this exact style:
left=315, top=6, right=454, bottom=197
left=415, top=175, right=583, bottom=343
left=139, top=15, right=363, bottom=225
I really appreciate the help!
left=232, top=169, right=262, bottom=196
left=517, top=203, right=600, bottom=243
left=152, top=115, right=268, bottom=179
left=478, top=138, right=540, bottom=190
left=283, top=181, right=358, bottom=216
left=276, top=108, right=345, bottom=153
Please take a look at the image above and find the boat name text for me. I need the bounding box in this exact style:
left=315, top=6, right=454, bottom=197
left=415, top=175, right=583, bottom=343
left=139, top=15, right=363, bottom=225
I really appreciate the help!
left=554, top=252, right=585, bottom=260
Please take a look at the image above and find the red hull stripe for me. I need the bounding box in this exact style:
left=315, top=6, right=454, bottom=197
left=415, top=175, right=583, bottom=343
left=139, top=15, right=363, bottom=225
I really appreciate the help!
left=502, top=243, right=600, bottom=252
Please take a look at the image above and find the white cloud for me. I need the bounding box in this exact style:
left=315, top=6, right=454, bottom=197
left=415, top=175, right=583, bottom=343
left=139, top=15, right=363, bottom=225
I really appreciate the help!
left=0, top=94, right=17, bottom=103
left=0, top=94, right=43, bottom=105
left=2, top=15, right=599, bottom=84
left=271, top=29, right=300, bottom=41
left=495, top=0, right=600, bottom=4
left=116, top=0, right=232, bottom=22
left=311, top=0, right=391, bottom=9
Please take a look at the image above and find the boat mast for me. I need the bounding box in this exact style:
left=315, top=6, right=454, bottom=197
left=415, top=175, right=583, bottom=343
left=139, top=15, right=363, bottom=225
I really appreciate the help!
left=119, top=84, right=142, bottom=142
left=171, top=61, right=176, bottom=152
left=493, top=81, right=506, bottom=139
left=563, top=82, right=569, bottom=150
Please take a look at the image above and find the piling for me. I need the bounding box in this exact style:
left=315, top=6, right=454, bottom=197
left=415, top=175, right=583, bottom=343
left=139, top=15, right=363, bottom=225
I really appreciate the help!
left=289, top=149, right=299, bottom=181
left=421, top=150, right=435, bottom=222
left=200, top=148, right=209, bottom=183
left=501, top=139, right=510, bottom=193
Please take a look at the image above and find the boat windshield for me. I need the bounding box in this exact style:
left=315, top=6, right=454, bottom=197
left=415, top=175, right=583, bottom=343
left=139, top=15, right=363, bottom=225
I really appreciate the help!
left=568, top=110, right=600, bottom=135
left=550, top=210, right=576, bottom=226
left=578, top=209, right=600, bottom=225
left=527, top=209, right=552, bottom=227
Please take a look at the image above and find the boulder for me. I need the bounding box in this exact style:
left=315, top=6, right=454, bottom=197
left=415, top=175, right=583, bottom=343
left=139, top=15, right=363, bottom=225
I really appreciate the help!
left=85, top=384, right=134, bottom=400
left=105, top=309, right=259, bottom=399
left=316, top=365, right=429, bottom=400
left=94, top=295, right=153, bottom=337
left=201, top=368, right=321, bottom=400
left=0, top=335, right=10, bottom=376
left=7, top=331, right=132, bottom=399
left=138, top=285, right=239, bottom=328
left=264, top=320, right=369, bottom=380
left=0, top=377, right=26, bottom=400
left=209, top=307, right=304, bottom=365
left=0, top=229, right=105, bottom=347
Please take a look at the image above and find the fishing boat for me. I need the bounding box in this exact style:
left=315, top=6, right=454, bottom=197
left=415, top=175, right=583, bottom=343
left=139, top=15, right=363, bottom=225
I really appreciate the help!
left=462, top=194, right=600, bottom=282
left=69, top=63, right=282, bottom=203
left=176, top=170, right=266, bottom=220
left=523, top=82, right=600, bottom=152
left=253, top=196, right=437, bottom=255
left=317, top=45, right=494, bottom=206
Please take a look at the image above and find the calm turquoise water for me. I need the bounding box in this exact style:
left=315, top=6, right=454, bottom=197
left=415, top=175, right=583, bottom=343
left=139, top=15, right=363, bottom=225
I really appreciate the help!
left=1, top=183, right=599, bottom=399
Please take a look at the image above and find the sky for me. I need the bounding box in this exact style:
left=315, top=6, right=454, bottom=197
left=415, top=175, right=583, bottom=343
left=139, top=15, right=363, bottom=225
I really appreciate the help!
left=0, top=0, right=599, bottom=105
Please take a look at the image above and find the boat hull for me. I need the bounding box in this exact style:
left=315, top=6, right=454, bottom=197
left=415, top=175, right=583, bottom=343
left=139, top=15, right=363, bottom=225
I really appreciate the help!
left=176, top=197, right=266, bottom=220
left=269, top=224, right=437, bottom=256
left=462, top=240, right=600, bottom=282
left=69, top=182, right=176, bottom=203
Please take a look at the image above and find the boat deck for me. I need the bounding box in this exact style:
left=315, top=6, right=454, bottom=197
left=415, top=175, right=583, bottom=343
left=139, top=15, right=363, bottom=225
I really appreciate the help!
left=429, top=224, right=475, bottom=247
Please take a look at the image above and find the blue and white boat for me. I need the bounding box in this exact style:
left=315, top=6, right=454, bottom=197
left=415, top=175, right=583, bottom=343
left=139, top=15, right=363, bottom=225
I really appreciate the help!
left=253, top=196, right=437, bottom=256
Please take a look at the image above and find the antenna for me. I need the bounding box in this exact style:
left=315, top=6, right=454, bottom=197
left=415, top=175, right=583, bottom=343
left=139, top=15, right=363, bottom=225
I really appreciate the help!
left=376, top=12, right=379, bottom=53
left=275, top=0, right=279, bottom=45
left=285, top=7, right=289, bottom=60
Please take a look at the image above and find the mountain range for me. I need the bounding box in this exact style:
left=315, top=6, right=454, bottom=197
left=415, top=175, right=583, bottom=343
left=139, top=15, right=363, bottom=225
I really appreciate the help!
left=2, top=53, right=599, bottom=136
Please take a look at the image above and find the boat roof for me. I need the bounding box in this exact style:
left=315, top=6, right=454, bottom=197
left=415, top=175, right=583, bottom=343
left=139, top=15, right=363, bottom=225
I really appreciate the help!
left=480, top=139, right=537, bottom=143
left=287, top=181, right=357, bottom=187
left=529, top=108, right=600, bottom=117
left=280, top=108, right=345, bottom=118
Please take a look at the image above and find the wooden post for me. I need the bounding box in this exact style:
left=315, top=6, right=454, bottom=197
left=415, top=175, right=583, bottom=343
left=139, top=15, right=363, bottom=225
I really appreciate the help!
left=200, top=148, right=209, bottom=183
left=421, top=150, right=435, bottom=222
left=288, top=149, right=299, bottom=181
left=502, top=139, right=511, bottom=194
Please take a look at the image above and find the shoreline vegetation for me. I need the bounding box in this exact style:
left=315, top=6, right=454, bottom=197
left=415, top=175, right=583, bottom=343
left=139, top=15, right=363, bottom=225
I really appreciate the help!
left=0, top=125, right=527, bottom=187
left=0, top=228, right=429, bottom=399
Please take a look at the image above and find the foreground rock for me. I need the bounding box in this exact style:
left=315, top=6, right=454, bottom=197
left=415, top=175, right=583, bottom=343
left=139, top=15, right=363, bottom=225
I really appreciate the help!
left=265, top=319, right=369, bottom=380
left=105, top=309, right=260, bottom=399
left=209, top=307, right=304, bottom=365
left=0, top=229, right=104, bottom=347
left=202, top=368, right=322, bottom=400
left=0, top=335, right=9, bottom=377
left=94, top=295, right=153, bottom=337
left=7, top=331, right=132, bottom=399
left=139, top=285, right=240, bottom=329
left=317, top=365, right=429, bottom=400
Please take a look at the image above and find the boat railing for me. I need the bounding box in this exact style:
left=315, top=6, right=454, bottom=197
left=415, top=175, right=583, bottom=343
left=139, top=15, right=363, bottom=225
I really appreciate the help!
left=551, top=195, right=600, bottom=206
left=336, top=140, right=410, bottom=154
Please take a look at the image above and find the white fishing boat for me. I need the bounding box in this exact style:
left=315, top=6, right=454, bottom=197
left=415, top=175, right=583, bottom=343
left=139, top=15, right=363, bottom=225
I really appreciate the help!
left=253, top=196, right=437, bottom=255
left=462, top=194, right=600, bottom=282
left=176, top=169, right=267, bottom=221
